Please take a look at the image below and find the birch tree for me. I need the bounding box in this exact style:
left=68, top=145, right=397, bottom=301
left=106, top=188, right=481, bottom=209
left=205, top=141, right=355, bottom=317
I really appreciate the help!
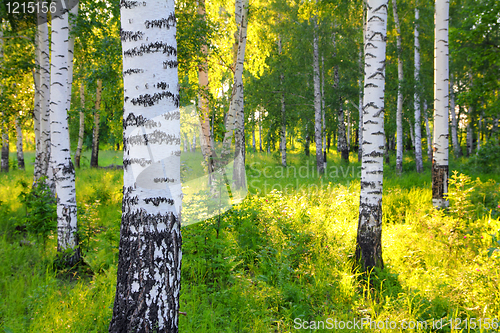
left=432, top=0, right=449, bottom=208
left=197, top=0, right=215, bottom=184
left=413, top=6, right=424, bottom=172
left=109, top=0, right=182, bottom=330
left=232, top=0, right=249, bottom=189
left=356, top=0, right=388, bottom=271
left=75, top=82, right=85, bottom=168
left=50, top=4, right=80, bottom=264
left=312, top=12, right=324, bottom=174
left=279, top=36, right=287, bottom=167
left=37, top=3, right=52, bottom=185
left=90, top=79, right=102, bottom=168
left=392, top=0, right=404, bottom=174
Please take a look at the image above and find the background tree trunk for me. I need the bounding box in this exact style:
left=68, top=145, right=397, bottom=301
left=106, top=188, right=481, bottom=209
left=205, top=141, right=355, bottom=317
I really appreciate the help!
left=279, top=36, right=287, bottom=167
left=414, top=6, right=424, bottom=172
left=232, top=0, right=248, bottom=190
left=15, top=116, right=24, bottom=170
left=393, top=0, right=404, bottom=174
left=432, top=0, right=450, bottom=208
left=313, top=15, right=324, bottom=174
left=90, top=79, right=102, bottom=168
left=1, top=112, right=9, bottom=173
left=75, top=82, right=85, bottom=168
left=449, top=74, right=462, bottom=157
left=50, top=8, right=80, bottom=265
left=423, top=101, right=432, bottom=162
left=356, top=0, right=388, bottom=272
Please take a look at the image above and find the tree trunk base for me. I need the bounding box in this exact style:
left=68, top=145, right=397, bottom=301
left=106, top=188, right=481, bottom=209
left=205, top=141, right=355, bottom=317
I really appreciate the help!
left=432, top=164, right=449, bottom=208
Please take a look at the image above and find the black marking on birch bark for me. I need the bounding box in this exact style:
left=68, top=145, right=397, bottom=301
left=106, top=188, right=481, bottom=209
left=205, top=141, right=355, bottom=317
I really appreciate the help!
left=124, top=114, right=161, bottom=129
left=143, top=197, right=175, bottom=206
left=373, top=131, right=384, bottom=136
left=109, top=210, right=181, bottom=332
left=126, top=131, right=180, bottom=147
left=155, top=82, right=169, bottom=90
left=123, top=158, right=153, bottom=168
left=120, top=0, right=140, bottom=9
left=154, top=177, right=175, bottom=183
left=122, top=195, right=139, bottom=210
left=374, top=109, right=384, bottom=118
left=144, top=14, right=176, bottom=29
left=123, top=186, right=135, bottom=195
left=162, top=111, right=180, bottom=120
left=368, top=32, right=385, bottom=41
left=364, top=120, right=378, bottom=125
left=366, top=151, right=384, bottom=157
left=365, top=83, right=378, bottom=88
left=163, top=60, right=178, bottom=69
left=124, top=68, right=144, bottom=76
left=130, top=91, right=180, bottom=108
left=372, top=4, right=388, bottom=13
left=120, top=30, right=144, bottom=42
left=123, top=42, right=176, bottom=58
left=368, top=72, right=385, bottom=80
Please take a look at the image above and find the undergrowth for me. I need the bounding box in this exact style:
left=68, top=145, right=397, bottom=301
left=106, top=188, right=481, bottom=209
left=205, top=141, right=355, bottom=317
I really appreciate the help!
left=0, top=150, right=499, bottom=332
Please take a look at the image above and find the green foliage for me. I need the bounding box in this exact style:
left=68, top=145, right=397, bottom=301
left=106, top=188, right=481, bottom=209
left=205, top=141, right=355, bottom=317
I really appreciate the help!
left=17, top=178, right=56, bottom=242
left=467, top=140, right=500, bottom=174
left=1, top=152, right=500, bottom=332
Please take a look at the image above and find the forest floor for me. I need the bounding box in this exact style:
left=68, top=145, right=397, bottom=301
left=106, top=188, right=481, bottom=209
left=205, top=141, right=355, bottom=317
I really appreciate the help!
left=1, top=149, right=499, bottom=332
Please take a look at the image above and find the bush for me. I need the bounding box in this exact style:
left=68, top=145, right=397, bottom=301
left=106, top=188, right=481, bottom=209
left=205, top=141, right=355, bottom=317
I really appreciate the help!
left=17, top=178, right=57, bottom=242
left=467, top=139, right=500, bottom=173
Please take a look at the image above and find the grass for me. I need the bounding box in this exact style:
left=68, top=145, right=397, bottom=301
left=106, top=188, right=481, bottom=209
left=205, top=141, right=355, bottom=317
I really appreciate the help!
left=1, top=148, right=499, bottom=332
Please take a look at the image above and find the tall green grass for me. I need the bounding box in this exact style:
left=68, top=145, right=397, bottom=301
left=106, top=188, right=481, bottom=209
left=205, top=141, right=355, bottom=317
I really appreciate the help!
left=0, top=149, right=499, bottom=332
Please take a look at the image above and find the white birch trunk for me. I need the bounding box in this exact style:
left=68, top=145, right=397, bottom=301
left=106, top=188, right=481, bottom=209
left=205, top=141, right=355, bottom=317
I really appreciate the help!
left=50, top=7, right=80, bottom=264
left=75, top=82, right=85, bottom=168
left=321, top=56, right=326, bottom=170
left=231, top=0, right=249, bottom=189
left=414, top=6, right=424, bottom=172
left=39, top=4, right=52, bottom=186
left=197, top=0, right=215, bottom=182
left=449, top=74, right=461, bottom=157
left=279, top=36, right=287, bottom=167
left=110, top=1, right=182, bottom=331
left=358, top=1, right=367, bottom=163
left=313, top=16, right=324, bottom=173
left=0, top=30, right=7, bottom=173
left=66, top=4, right=78, bottom=113
left=15, top=116, right=24, bottom=170
left=392, top=0, right=404, bottom=174
left=90, top=79, right=102, bottom=168
left=1, top=112, right=8, bottom=173
left=33, top=28, right=42, bottom=180
left=432, top=0, right=450, bottom=208
left=356, top=0, right=388, bottom=271
left=333, top=34, right=349, bottom=162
